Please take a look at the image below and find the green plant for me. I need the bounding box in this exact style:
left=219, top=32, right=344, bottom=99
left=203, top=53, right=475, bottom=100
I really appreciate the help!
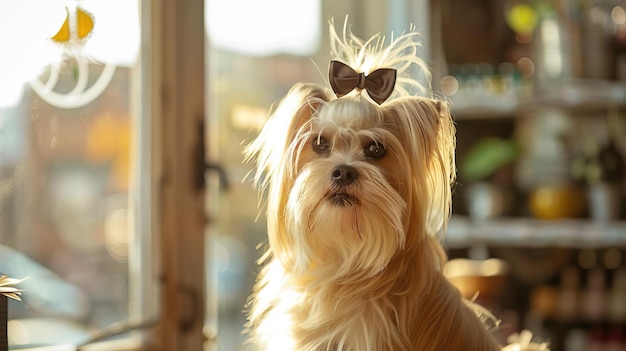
left=460, top=137, right=519, bottom=183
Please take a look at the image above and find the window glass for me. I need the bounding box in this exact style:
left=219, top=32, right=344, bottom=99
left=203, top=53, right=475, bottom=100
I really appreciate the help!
left=0, top=1, right=140, bottom=348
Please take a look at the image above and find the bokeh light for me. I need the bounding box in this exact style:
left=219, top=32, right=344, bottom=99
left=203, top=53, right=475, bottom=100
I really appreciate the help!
left=516, top=57, right=535, bottom=78
left=440, top=75, right=459, bottom=96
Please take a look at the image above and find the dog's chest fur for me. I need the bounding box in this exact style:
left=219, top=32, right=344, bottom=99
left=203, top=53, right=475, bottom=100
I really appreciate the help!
left=250, top=257, right=502, bottom=351
left=252, top=261, right=421, bottom=351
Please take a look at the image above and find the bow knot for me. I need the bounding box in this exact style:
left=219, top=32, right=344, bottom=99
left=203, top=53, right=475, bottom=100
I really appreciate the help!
left=329, top=60, right=396, bottom=105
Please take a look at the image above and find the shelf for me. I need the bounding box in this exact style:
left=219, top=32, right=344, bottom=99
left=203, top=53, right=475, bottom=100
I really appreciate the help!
left=449, top=79, right=626, bottom=120
left=444, top=215, right=626, bottom=249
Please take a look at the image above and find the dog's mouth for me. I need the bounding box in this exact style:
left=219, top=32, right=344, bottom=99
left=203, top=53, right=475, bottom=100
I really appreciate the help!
left=328, top=192, right=358, bottom=207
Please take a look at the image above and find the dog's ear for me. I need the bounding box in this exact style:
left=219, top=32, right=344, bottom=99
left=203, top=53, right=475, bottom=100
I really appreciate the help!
left=245, top=83, right=331, bottom=268
left=245, top=82, right=331, bottom=195
left=280, top=83, right=331, bottom=147
left=417, top=98, right=456, bottom=237
left=382, top=97, right=456, bottom=236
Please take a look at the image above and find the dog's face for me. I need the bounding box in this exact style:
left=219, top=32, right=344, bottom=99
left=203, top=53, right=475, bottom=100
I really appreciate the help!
left=247, top=84, right=455, bottom=276
left=288, top=97, right=412, bottom=275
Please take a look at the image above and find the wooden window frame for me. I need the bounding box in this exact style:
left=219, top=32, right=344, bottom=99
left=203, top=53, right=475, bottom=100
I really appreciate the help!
left=141, top=0, right=208, bottom=349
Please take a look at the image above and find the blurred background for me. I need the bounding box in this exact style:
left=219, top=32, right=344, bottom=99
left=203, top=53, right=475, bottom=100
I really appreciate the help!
left=0, top=0, right=625, bottom=350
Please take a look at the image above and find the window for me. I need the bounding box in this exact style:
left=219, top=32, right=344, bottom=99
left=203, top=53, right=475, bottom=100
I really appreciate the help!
left=0, top=1, right=148, bottom=349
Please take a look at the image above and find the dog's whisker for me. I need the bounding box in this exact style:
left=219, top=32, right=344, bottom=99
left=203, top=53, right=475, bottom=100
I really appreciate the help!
left=307, top=211, right=316, bottom=231
left=352, top=206, right=363, bottom=241
left=307, top=197, right=325, bottom=231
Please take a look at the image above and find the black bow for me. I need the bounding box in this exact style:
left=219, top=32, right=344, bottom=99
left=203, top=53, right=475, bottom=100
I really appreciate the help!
left=328, top=60, right=396, bottom=105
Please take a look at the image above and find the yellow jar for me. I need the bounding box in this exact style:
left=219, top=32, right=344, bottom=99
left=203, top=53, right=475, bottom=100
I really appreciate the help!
left=529, top=184, right=587, bottom=220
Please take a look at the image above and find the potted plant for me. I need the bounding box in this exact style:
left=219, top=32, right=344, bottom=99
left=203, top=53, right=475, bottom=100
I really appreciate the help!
left=0, top=275, right=25, bottom=351
left=460, top=137, right=519, bottom=220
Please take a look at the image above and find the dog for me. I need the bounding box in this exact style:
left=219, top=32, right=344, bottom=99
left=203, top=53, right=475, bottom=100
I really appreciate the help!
left=244, top=20, right=503, bottom=351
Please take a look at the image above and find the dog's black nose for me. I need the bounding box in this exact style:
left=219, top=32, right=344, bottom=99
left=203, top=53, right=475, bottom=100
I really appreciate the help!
left=332, top=165, right=358, bottom=186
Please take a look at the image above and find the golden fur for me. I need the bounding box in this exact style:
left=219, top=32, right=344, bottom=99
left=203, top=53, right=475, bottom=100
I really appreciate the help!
left=244, top=20, right=502, bottom=351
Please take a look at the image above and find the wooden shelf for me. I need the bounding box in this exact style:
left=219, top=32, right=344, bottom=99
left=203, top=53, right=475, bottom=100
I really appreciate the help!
left=444, top=215, right=626, bottom=249
left=449, top=80, right=626, bottom=120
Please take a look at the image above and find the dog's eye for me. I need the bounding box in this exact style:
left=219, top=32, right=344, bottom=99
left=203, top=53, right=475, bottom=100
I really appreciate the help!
left=364, top=142, right=386, bottom=159
left=312, top=136, right=330, bottom=154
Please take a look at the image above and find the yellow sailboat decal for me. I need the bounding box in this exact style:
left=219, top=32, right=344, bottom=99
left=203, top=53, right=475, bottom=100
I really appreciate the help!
left=51, top=7, right=71, bottom=42
left=51, top=6, right=95, bottom=43
left=76, top=7, right=95, bottom=39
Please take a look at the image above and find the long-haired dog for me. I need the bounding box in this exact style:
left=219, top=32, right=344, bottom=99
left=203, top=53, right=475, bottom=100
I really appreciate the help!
left=244, top=21, right=503, bottom=351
